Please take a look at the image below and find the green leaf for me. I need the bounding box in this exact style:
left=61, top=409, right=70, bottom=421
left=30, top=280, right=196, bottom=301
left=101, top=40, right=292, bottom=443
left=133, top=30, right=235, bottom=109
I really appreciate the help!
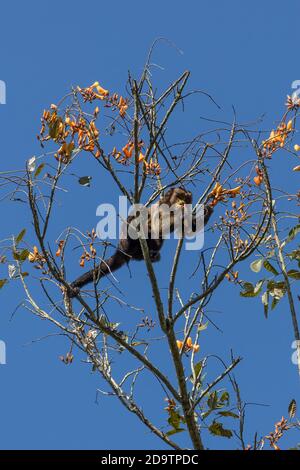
left=288, top=399, right=297, bottom=419
left=168, top=410, right=182, bottom=431
left=240, top=280, right=264, bottom=298
left=250, top=258, right=264, bottom=273
left=16, top=229, right=26, bottom=245
left=166, top=428, right=184, bottom=436
left=217, top=411, right=239, bottom=419
left=240, top=282, right=255, bottom=297
left=27, top=156, right=36, bottom=172
left=78, top=176, right=92, bottom=187
left=209, top=421, right=233, bottom=438
left=254, top=280, right=264, bottom=295
left=263, top=259, right=279, bottom=276
left=271, top=297, right=280, bottom=310
left=198, top=322, right=208, bottom=332
left=287, top=224, right=300, bottom=243
left=0, top=279, right=7, bottom=289
left=201, top=410, right=212, bottom=420
left=194, top=361, right=203, bottom=379
left=287, top=270, right=300, bottom=280
left=261, top=291, right=269, bottom=318
left=207, top=391, right=219, bottom=410
left=14, top=249, right=30, bottom=262
left=250, top=259, right=263, bottom=273
left=288, top=249, right=300, bottom=261
left=34, top=163, right=45, bottom=178
left=49, top=117, right=62, bottom=139
left=220, top=391, right=230, bottom=405
left=267, top=281, right=286, bottom=300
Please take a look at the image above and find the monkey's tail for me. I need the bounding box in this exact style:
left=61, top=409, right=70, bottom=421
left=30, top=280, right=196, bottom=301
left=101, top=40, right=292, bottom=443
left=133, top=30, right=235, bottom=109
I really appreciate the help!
left=69, top=250, right=128, bottom=297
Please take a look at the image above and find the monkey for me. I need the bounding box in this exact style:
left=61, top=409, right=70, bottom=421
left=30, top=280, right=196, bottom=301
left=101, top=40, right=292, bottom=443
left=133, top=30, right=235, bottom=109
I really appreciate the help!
left=68, top=188, right=213, bottom=297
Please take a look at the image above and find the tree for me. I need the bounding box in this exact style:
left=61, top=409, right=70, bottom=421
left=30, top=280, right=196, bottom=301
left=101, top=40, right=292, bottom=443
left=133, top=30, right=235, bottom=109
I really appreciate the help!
left=1, top=49, right=299, bottom=450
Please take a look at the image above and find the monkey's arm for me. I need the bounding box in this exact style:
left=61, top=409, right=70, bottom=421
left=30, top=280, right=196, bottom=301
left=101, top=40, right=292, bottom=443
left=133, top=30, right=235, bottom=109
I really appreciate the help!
left=203, top=204, right=214, bottom=226
left=181, top=204, right=214, bottom=237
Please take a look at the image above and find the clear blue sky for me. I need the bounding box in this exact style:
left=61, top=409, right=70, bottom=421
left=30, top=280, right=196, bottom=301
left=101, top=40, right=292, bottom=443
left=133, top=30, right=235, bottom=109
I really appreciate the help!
left=0, top=0, right=299, bottom=450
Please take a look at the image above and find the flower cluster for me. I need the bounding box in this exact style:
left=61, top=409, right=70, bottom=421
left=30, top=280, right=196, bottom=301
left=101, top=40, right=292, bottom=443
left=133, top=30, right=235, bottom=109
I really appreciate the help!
left=209, top=182, right=242, bottom=207
left=262, top=119, right=293, bottom=156
left=253, top=166, right=264, bottom=186
left=77, top=81, right=109, bottom=102
left=112, top=141, right=144, bottom=164
left=265, top=416, right=289, bottom=450
left=28, top=246, right=46, bottom=266
left=223, top=200, right=248, bottom=226
left=79, top=229, right=97, bottom=267
left=39, top=106, right=101, bottom=162
left=112, top=143, right=161, bottom=175
left=77, top=82, right=129, bottom=118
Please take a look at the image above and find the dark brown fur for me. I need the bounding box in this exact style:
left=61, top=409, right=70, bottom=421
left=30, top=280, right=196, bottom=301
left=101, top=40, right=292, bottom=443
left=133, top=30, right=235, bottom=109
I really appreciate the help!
left=69, top=188, right=213, bottom=297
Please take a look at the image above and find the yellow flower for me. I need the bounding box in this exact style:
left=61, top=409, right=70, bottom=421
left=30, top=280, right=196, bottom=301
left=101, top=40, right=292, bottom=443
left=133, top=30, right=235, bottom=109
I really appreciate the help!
left=28, top=246, right=39, bottom=263
left=224, top=186, right=242, bottom=197
left=122, top=142, right=134, bottom=159
left=138, top=152, right=145, bottom=163
left=96, top=84, right=109, bottom=97
left=287, top=119, right=293, bottom=131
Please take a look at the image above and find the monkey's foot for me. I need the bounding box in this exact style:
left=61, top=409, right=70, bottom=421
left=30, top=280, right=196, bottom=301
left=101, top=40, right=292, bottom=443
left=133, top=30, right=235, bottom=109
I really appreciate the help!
left=67, top=284, right=80, bottom=298
left=149, top=251, right=161, bottom=263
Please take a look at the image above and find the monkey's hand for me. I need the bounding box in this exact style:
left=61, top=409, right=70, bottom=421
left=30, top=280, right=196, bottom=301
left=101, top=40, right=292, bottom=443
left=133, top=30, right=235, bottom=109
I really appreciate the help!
left=67, top=284, right=81, bottom=298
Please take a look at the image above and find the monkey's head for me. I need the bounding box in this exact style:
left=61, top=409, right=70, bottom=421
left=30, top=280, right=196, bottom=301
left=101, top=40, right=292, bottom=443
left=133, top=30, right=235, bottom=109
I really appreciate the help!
left=162, top=187, right=193, bottom=207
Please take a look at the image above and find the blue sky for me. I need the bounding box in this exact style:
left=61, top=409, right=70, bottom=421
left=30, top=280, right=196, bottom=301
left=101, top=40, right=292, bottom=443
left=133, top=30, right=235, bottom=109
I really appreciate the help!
left=0, top=0, right=299, bottom=450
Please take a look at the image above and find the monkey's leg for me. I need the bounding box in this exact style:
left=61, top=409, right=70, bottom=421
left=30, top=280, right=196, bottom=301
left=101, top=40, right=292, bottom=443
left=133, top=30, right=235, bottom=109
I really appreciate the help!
left=69, top=250, right=128, bottom=297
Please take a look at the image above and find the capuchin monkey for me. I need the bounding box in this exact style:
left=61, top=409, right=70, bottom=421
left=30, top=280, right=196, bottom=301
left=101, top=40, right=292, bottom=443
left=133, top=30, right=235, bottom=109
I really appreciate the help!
left=68, top=188, right=213, bottom=297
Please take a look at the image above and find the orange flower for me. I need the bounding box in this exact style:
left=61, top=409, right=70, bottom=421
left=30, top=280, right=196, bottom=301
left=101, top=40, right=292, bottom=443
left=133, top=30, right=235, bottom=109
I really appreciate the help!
left=262, top=120, right=293, bottom=154
left=28, top=246, right=45, bottom=264
left=95, top=84, right=109, bottom=98
left=287, top=119, right=293, bottom=131
left=55, top=240, right=64, bottom=257
left=144, top=158, right=161, bottom=175
left=77, top=81, right=109, bottom=102
left=118, top=96, right=128, bottom=117
left=254, top=175, right=263, bottom=186
left=138, top=152, right=145, bottom=163
left=177, top=337, right=199, bottom=353
left=209, top=182, right=242, bottom=205
left=55, top=141, right=75, bottom=163
left=223, top=186, right=242, bottom=198
left=122, top=142, right=134, bottom=159
left=28, top=246, right=39, bottom=263
left=89, top=120, right=99, bottom=138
